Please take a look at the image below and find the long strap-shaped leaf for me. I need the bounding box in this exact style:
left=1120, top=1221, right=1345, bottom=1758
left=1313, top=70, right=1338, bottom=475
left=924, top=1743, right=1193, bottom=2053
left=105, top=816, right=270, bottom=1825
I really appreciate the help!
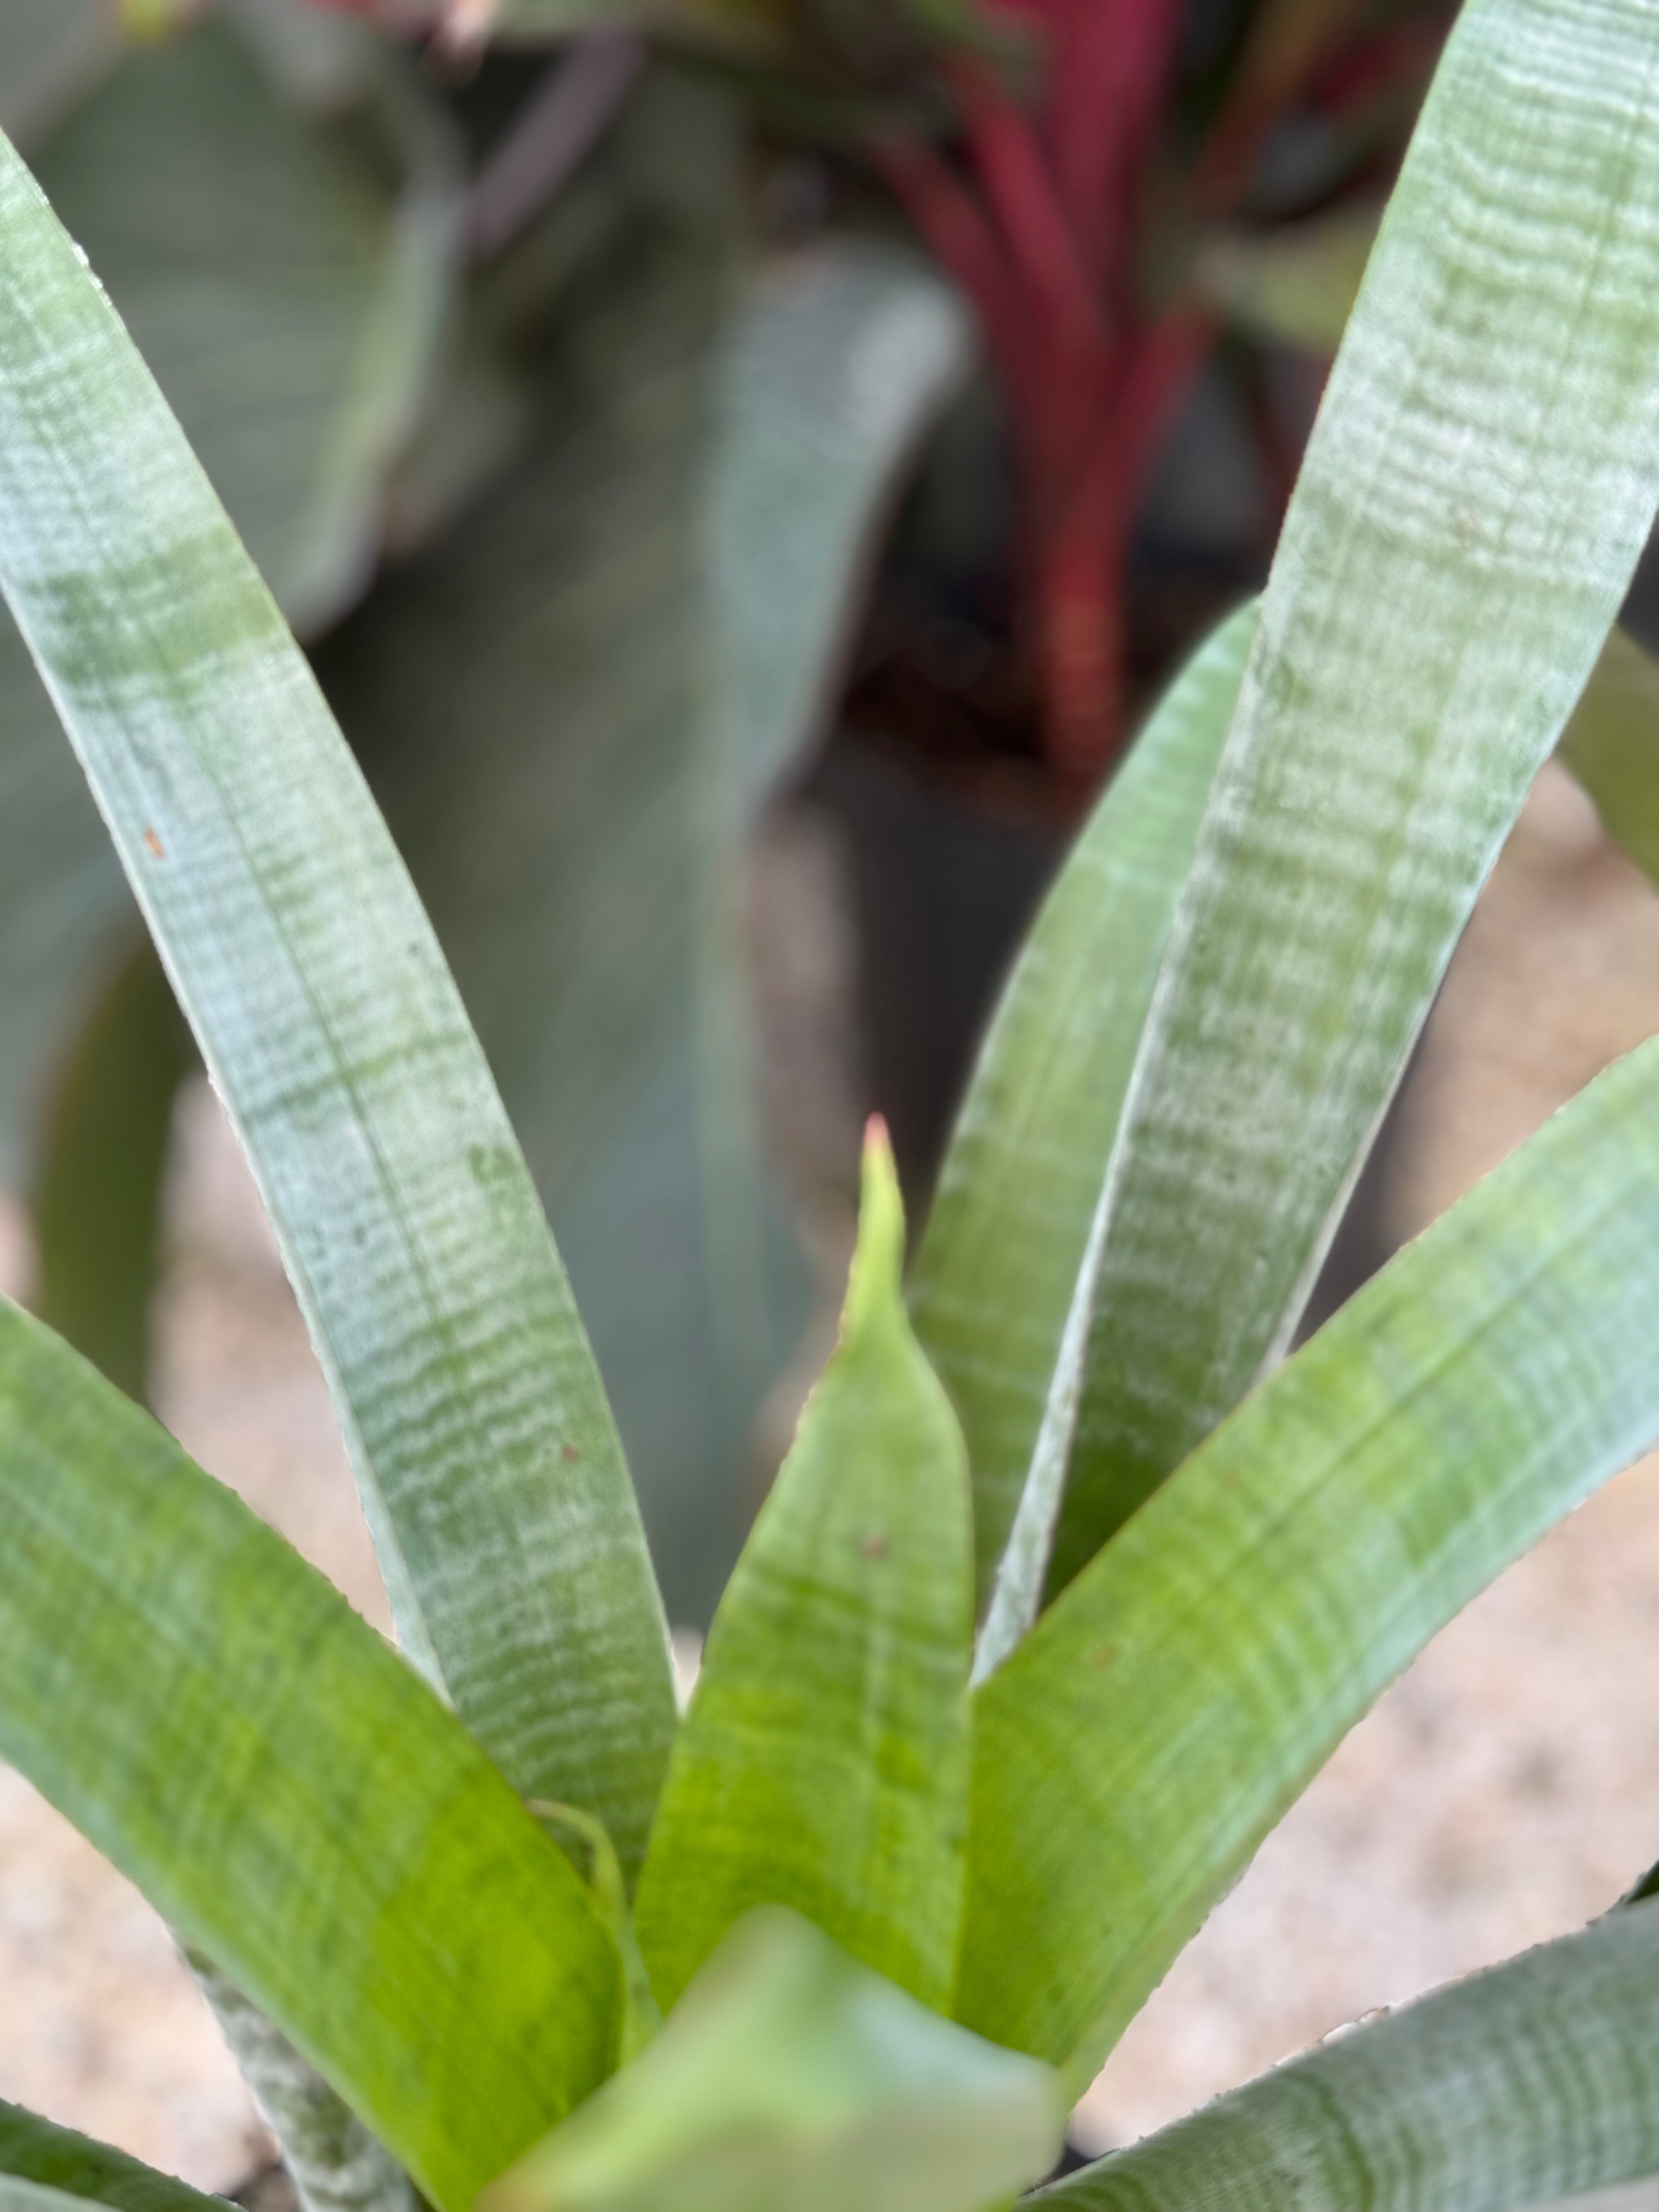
left=187, top=1954, right=419, bottom=2212
left=1037, top=1902, right=1659, bottom=2212
left=909, top=604, right=1256, bottom=1627
left=0, top=2103, right=222, bottom=2212
left=927, top=609, right=1658, bottom=1661
left=2, top=2187, right=155, bottom=2212
left=957, top=1030, right=1659, bottom=2083
left=634, top=1126, right=973, bottom=2013
left=0, top=1299, right=620, bottom=2212
left=0, top=127, right=676, bottom=1874
left=30, top=933, right=193, bottom=1403
left=1048, top=0, right=1659, bottom=1590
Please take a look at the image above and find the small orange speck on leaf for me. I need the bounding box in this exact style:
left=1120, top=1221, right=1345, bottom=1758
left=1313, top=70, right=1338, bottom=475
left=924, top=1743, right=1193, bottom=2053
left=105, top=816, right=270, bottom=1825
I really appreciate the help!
left=142, top=827, right=165, bottom=859
left=1092, top=1644, right=1119, bottom=1669
left=861, top=1531, right=889, bottom=1560
left=561, top=1443, right=580, bottom=1464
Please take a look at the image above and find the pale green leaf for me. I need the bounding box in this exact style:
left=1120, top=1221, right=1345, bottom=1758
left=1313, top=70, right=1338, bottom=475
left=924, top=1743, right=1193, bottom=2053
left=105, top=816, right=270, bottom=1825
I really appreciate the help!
left=1039, top=1902, right=1659, bottom=2212
left=31, top=932, right=193, bottom=1402
left=634, top=1127, right=973, bottom=2013
left=35, top=18, right=455, bottom=632
left=958, top=1029, right=1659, bottom=2083
left=328, top=111, right=803, bottom=1627
left=1049, top=0, right=1659, bottom=1591
left=695, top=233, right=971, bottom=1562
left=0, top=91, right=464, bottom=2052
left=0, top=1300, right=620, bottom=2212
left=0, top=123, right=678, bottom=1871
left=0, top=6, right=456, bottom=1180
left=187, top=1956, right=419, bottom=2212
left=0, top=2101, right=224, bottom=2212
left=0, top=634, right=141, bottom=1182
left=528, top=1801, right=664, bottom=2064
left=333, top=196, right=968, bottom=1623
left=2, top=2185, right=156, bottom=2212
left=38, top=995, right=386, bottom=2212
left=221, top=0, right=384, bottom=111
left=926, top=602, right=1659, bottom=1669
left=484, top=1909, right=1063, bottom=2212
left=708, top=240, right=972, bottom=822
left=0, top=2, right=116, bottom=147
left=1195, top=206, right=1379, bottom=356
left=910, top=604, right=1256, bottom=1625
left=1558, top=622, right=1659, bottom=883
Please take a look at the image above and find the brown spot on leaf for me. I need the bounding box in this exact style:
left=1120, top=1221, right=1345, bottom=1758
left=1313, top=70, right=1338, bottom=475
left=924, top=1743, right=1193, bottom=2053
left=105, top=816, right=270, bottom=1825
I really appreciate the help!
left=1092, top=1644, right=1119, bottom=1669
left=860, top=1531, right=889, bottom=1560
left=561, top=1443, right=580, bottom=1464
left=142, top=827, right=165, bottom=859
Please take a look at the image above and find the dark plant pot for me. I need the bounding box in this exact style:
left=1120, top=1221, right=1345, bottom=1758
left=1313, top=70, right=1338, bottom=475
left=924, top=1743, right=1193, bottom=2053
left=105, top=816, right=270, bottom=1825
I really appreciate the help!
left=810, top=731, right=1066, bottom=1220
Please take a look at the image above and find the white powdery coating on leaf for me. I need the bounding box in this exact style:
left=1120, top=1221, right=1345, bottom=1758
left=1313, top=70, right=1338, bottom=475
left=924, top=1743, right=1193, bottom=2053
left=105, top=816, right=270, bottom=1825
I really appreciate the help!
left=0, top=141, right=676, bottom=1872
left=911, top=605, right=1254, bottom=1616
left=1060, top=0, right=1659, bottom=1569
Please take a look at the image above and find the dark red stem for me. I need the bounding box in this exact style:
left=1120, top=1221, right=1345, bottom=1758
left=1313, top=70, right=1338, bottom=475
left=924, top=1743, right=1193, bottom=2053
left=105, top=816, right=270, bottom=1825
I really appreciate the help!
left=949, top=54, right=1108, bottom=355
left=873, top=132, right=1046, bottom=413
left=1035, top=307, right=1218, bottom=776
left=1047, top=0, right=1186, bottom=297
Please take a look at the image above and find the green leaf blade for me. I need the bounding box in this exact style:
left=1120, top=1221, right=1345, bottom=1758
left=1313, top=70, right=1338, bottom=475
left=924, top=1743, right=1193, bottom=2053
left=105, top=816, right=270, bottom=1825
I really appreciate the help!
left=1052, top=0, right=1659, bottom=1588
left=708, top=239, right=971, bottom=817
left=3, top=2185, right=153, bottom=2212
left=635, top=1127, right=974, bottom=2013
left=0, top=10, right=451, bottom=1196
left=36, top=19, right=454, bottom=635
left=330, top=144, right=775, bottom=1635
left=958, top=1029, right=1659, bottom=2080
left=0, top=2101, right=225, bottom=2212
left=187, top=1956, right=420, bottom=2212
left=0, top=125, right=678, bottom=1872
left=486, top=1909, right=1063, bottom=2212
left=909, top=603, right=1255, bottom=1617
left=1039, top=1903, right=1659, bottom=2212
left=335, top=207, right=967, bottom=1630
left=0, top=1302, right=621, bottom=2212
left=30, top=933, right=191, bottom=1402
left=1195, top=206, right=1377, bottom=356
left=0, top=3, right=114, bottom=147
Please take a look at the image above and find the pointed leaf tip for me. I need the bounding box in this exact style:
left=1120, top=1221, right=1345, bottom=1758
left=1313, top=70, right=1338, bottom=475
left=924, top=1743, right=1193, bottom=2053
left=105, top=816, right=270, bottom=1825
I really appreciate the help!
left=846, top=1117, right=905, bottom=1336
left=634, top=1115, right=973, bottom=2012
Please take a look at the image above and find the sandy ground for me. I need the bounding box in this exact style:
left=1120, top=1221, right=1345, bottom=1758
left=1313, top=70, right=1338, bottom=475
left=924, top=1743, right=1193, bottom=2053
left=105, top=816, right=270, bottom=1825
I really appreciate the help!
left=5, top=761, right=1659, bottom=2188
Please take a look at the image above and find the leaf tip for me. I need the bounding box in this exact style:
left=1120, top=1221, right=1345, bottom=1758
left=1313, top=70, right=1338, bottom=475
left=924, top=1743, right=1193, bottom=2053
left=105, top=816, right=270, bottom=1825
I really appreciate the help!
left=844, top=1116, right=906, bottom=1336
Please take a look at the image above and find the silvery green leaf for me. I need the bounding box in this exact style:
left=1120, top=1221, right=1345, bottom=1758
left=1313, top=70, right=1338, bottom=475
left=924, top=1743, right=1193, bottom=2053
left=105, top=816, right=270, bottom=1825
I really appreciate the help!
left=958, top=1029, right=1659, bottom=2081
left=1051, top=0, right=1659, bottom=1589
left=1040, top=1903, right=1659, bottom=2212
left=0, top=112, right=678, bottom=1873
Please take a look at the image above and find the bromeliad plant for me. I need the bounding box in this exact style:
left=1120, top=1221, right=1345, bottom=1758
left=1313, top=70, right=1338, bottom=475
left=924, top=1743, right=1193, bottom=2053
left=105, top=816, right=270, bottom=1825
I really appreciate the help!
left=12, top=1, right=1659, bottom=2210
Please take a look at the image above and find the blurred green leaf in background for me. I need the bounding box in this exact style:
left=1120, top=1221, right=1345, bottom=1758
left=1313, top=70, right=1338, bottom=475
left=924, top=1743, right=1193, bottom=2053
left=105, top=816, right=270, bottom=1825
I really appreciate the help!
left=326, top=69, right=972, bottom=1616
left=0, top=0, right=453, bottom=1317
left=0, top=0, right=971, bottom=1627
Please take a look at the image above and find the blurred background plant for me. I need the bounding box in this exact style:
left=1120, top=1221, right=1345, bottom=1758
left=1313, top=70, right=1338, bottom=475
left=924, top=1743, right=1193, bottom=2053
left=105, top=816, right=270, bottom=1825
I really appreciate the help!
left=1, top=0, right=1436, bottom=1627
